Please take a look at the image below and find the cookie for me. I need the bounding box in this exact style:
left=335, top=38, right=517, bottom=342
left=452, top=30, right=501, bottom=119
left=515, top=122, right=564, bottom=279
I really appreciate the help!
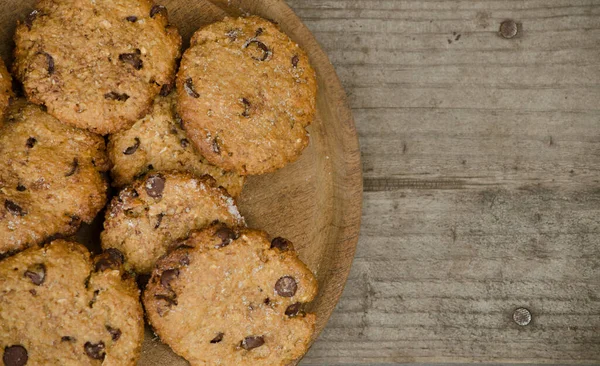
left=0, top=58, right=12, bottom=120
left=0, top=240, right=144, bottom=365
left=144, top=223, right=318, bottom=366
left=0, top=100, right=108, bottom=257
left=177, top=16, right=317, bottom=175
left=101, top=171, right=245, bottom=273
left=13, top=0, right=182, bottom=135
left=108, top=91, right=245, bottom=197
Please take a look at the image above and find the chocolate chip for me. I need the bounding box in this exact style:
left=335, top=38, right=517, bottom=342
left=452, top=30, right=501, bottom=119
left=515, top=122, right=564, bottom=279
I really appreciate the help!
left=160, top=269, right=179, bottom=290
left=126, top=16, right=138, bottom=22
left=264, top=297, right=270, bottom=305
left=179, top=254, right=190, bottom=266
left=285, top=302, right=302, bottom=317
left=154, top=294, right=177, bottom=306
left=16, top=184, right=26, bottom=192
left=271, top=237, right=293, bottom=251
left=160, top=81, right=174, bottom=96
left=123, top=137, right=140, bottom=155
left=5, top=200, right=25, bottom=216
left=275, top=276, right=297, bottom=297
left=243, top=39, right=272, bottom=61
left=255, top=28, right=264, bottom=37
left=184, top=78, right=200, bottom=98
left=241, top=98, right=251, bottom=118
left=154, top=213, right=164, bottom=229
left=25, top=137, right=36, bottom=148
left=3, top=345, right=28, bottom=366
left=104, top=92, right=130, bottom=101
left=145, top=174, right=165, bottom=198
left=25, top=10, right=39, bottom=30
left=29, top=289, right=37, bottom=296
left=215, top=227, right=237, bottom=248
left=119, top=50, right=143, bottom=70
left=240, top=336, right=265, bottom=350
left=210, top=332, right=224, bottom=343
left=106, top=325, right=122, bottom=341
left=84, top=341, right=106, bottom=360
left=292, top=55, right=299, bottom=68
left=38, top=52, right=54, bottom=74
left=61, top=336, right=75, bottom=342
left=65, top=158, right=78, bottom=177
left=24, top=263, right=46, bottom=285
left=180, top=138, right=189, bottom=148
left=150, top=5, right=167, bottom=18
left=89, top=289, right=100, bottom=308
left=95, top=248, right=125, bottom=272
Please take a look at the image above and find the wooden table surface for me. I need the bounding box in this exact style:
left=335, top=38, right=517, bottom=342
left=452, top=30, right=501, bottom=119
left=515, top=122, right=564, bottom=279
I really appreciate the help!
left=291, top=0, right=600, bottom=364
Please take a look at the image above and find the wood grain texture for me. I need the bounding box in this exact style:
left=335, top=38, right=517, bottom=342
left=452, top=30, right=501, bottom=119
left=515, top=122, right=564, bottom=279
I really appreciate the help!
left=289, top=0, right=600, bottom=364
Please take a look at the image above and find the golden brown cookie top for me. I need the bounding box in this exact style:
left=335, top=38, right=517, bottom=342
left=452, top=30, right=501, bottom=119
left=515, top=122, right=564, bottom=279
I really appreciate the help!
left=177, top=16, right=317, bottom=175
left=0, top=240, right=144, bottom=365
left=144, top=223, right=318, bottom=366
left=0, top=100, right=108, bottom=256
left=13, top=0, right=181, bottom=135
left=108, top=91, right=246, bottom=197
left=101, top=171, right=245, bottom=274
left=0, top=58, right=13, bottom=121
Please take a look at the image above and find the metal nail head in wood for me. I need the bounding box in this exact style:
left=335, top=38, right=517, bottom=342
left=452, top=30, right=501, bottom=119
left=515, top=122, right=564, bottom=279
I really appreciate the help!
left=513, top=307, right=532, bottom=326
left=499, top=20, right=519, bottom=39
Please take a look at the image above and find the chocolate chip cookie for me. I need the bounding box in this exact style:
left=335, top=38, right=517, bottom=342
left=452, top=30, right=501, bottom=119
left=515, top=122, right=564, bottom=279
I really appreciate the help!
left=0, top=240, right=144, bottom=365
left=177, top=16, right=317, bottom=175
left=108, top=91, right=245, bottom=197
left=101, top=171, right=245, bottom=273
left=13, top=0, right=182, bottom=135
left=0, top=100, right=108, bottom=257
left=0, top=58, right=12, bottom=120
left=144, top=223, right=318, bottom=366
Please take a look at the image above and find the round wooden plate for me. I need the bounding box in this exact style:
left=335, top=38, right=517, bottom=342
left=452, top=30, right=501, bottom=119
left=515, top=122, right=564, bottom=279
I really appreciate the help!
left=0, top=0, right=363, bottom=364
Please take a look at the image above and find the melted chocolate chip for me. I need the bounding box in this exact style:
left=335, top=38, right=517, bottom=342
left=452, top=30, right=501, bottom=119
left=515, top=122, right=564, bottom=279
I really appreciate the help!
left=25, top=10, right=39, bottom=30
left=215, top=227, right=237, bottom=248
left=106, top=325, right=122, bottom=341
left=5, top=200, right=25, bottom=216
left=285, top=302, right=302, bottom=317
left=84, top=341, right=106, bottom=360
left=160, top=81, right=174, bottom=96
left=243, top=39, right=272, bottom=61
left=104, top=92, right=130, bottom=101
left=150, top=5, right=167, bottom=18
left=24, top=263, right=46, bottom=285
left=25, top=137, right=36, bottom=148
left=154, top=213, right=164, bottom=229
left=40, top=52, right=54, bottom=74
left=61, top=336, right=75, bottom=342
left=3, top=345, right=28, bottom=366
left=275, top=276, right=297, bottom=297
left=255, top=28, right=264, bottom=37
left=65, top=158, right=79, bottom=177
left=184, top=78, right=200, bottom=98
left=264, top=297, right=271, bottom=305
left=95, top=248, right=125, bottom=272
left=119, top=50, right=143, bottom=70
left=29, top=289, right=37, bottom=296
left=241, top=98, right=251, bottom=118
left=89, top=289, right=100, bottom=308
left=16, top=184, right=26, bottom=192
left=240, top=336, right=265, bottom=350
left=292, top=55, right=299, bottom=68
left=210, top=332, right=224, bottom=343
left=145, top=174, right=165, bottom=198
left=180, top=138, right=189, bottom=148
left=126, top=15, right=138, bottom=22
left=123, top=137, right=140, bottom=155
left=160, top=269, right=179, bottom=290
left=270, top=237, right=293, bottom=251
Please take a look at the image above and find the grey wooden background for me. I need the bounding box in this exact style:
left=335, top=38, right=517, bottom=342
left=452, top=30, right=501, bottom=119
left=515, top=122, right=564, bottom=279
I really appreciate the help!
left=290, top=0, right=600, bottom=364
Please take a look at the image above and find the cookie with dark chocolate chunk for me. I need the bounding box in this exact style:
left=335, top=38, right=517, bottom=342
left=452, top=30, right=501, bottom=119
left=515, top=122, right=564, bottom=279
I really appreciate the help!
left=108, top=92, right=245, bottom=197
left=0, top=100, right=108, bottom=256
left=177, top=16, right=317, bottom=175
left=13, top=0, right=181, bottom=134
left=0, top=240, right=144, bottom=365
left=101, top=171, right=245, bottom=273
left=143, top=223, right=318, bottom=366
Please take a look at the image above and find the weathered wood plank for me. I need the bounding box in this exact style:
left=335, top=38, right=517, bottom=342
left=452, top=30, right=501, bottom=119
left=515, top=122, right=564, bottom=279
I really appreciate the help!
left=291, top=0, right=600, bottom=363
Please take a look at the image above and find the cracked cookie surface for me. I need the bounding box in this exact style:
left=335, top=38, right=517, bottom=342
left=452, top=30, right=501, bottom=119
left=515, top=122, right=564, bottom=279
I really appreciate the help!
left=144, top=223, right=318, bottom=366
left=108, top=91, right=245, bottom=197
left=177, top=16, right=317, bottom=175
left=101, top=171, right=245, bottom=274
left=13, top=0, right=181, bottom=134
left=0, top=100, right=108, bottom=256
left=0, top=240, right=144, bottom=366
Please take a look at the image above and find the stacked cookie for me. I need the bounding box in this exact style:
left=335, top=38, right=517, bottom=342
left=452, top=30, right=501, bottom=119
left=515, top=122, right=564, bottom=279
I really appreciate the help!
left=1, top=1, right=319, bottom=366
